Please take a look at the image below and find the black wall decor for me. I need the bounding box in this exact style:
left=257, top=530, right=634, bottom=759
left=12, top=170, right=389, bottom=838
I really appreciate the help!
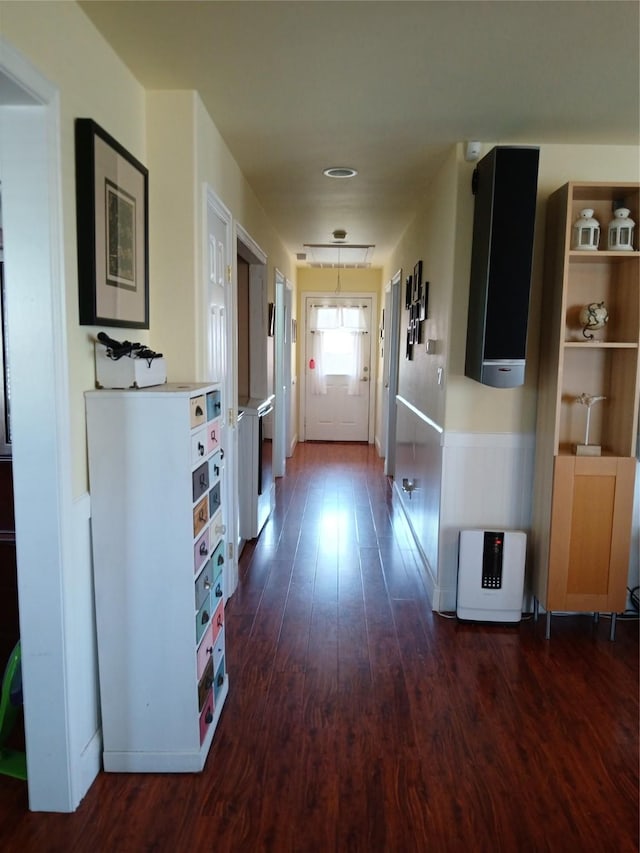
left=464, top=146, right=539, bottom=388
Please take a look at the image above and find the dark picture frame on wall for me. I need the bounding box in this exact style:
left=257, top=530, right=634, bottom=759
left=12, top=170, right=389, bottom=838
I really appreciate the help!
left=413, top=260, right=422, bottom=302
left=405, top=275, right=413, bottom=310
left=419, top=280, right=429, bottom=321
left=75, top=118, right=149, bottom=328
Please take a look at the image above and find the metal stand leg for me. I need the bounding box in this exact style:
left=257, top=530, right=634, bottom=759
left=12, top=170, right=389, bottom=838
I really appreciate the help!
left=609, top=613, right=617, bottom=642
left=533, top=597, right=539, bottom=622
left=593, top=611, right=600, bottom=624
left=545, top=610, right=551, bottom=640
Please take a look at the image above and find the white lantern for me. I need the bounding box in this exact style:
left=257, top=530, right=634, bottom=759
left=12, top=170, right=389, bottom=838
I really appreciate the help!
left=607, top=207, right=635, bottom=251
left=572, top=208, right=600, bottom=250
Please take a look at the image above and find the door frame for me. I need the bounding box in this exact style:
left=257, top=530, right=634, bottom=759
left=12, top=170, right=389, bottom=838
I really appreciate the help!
left=300, top=290, right=378, bottom=444
left=1, top=39, right=82, bottom=811
left=204, top=186, right=237, bottom=594
left=383, top=269, right=402, bottom=475
left=273, top=268, right=286, bottom=477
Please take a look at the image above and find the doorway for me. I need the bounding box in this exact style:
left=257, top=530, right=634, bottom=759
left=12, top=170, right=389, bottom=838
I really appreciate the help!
left=303, top=294, right=374, bottom=442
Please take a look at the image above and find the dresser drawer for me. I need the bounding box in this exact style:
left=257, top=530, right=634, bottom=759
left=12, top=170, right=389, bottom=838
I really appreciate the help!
left=191, top=427, right=207, bottom=466
left=195, top=559, right=213, bottom=611
left=194, top=527, right=210, bottom=574
left=199, top=690, right=214, bottom=745
left=206, top=389, right=222, bottom=421
left=214, top=658, right=225, bottom=705
left=210, top=537, right=225, bottom=576
left=190, top=395, right=206, bottom=428
left=198, top=656, right=214, bottom=711
left=211, top=561, right=224, bottom=605
left=207, top=419, right=221, bottom=454
left=209, top=450, right=222, bottom=483
left=196, top=622, right=213, bottom=680
left=212, top=598, right=224, bottom=643
left=193, top=496, right=209, bottom=538
left=192, top=460, right=210, bottom=502
left=212, top=627, right=225, bottom=675
left=208, top=482, right=221, bottom=518
left=195, top=592, right=212, bottom=644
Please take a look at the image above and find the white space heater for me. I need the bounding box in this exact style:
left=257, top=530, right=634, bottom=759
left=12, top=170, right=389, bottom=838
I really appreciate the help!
left=456, top=529, right=526, bottom=623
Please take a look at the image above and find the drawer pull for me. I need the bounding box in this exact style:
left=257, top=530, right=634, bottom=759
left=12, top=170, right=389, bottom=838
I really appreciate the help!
left=198, top=508, right=207, bottom=523
left=215, top=400, right=221, bottom=412
left=199, top=542, right=208, bottom=556
left=220, top=449, right=225, bottom=460
left=215, top=523, right=226, bottom=535
left=214, top=464, right=220, bottom=477
left=207, top=646, right=214, bottom=656
left=198, top=442, right=205, bottom=456
left=216, top=614, right=223, bottom=628
left=195, top=405, right=204, bottom=417
left=214, top=584, right=223, bottom=598
left=205, top=709, right=213, bottom=724
left=203, top=578, right=211, bottom=590
left=217, top=553, right=224, bottom=566
left=201, top=610, right=210, bottom=625
left=210, top=428, right=216, bottom=442
left=216, top=674, right=224, bottom=687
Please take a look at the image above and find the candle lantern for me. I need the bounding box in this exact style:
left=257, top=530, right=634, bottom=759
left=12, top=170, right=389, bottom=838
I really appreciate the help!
left=607, top=207, right=635, bottom=251
left=572, top=208, right=600, bottom=250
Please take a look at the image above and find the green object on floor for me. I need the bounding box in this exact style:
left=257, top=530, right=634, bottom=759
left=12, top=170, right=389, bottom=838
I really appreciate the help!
left=0, top=641, right=27, bottom=780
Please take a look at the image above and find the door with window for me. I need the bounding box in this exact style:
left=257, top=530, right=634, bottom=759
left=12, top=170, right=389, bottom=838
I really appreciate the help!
left=304, top=296, right=372, bottom=441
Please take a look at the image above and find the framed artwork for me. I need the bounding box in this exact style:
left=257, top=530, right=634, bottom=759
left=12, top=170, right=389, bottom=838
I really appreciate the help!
left=413, top=260, right=422, bottom=302
left=291, top=318, right=297, bottom=343
left=75, top=119, right=149, bottom=328
left=405, top=275, right=413, bottom=310
left=419, top=280, right=429, bottom=321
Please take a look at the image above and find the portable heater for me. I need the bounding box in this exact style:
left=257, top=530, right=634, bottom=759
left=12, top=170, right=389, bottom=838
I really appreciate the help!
left=456, top=529, right=526, bottom=623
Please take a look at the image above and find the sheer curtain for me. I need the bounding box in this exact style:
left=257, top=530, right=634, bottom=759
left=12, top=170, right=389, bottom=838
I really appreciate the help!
left=308, top=304, right=368, bottom=396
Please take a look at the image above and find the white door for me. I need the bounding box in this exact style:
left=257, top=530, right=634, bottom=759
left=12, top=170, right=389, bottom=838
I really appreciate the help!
left=205, top=188, right=236, bottom=595
left=304, top=295, right=372, bottom=441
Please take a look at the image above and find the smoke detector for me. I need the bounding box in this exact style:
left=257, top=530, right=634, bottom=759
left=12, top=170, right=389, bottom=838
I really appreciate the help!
left=332, top=228, right=347, bottom=242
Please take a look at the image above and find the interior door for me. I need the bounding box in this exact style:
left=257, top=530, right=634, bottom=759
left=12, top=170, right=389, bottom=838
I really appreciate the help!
left=304, top=295, right=372, bottom=442
left=205, top=188, right=236, bottom=594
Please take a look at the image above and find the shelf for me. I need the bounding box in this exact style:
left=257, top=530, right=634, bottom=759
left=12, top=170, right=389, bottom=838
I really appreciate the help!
left=563, top=341, right=638, bottom=349
left=568, top=250, right=640, bottom=262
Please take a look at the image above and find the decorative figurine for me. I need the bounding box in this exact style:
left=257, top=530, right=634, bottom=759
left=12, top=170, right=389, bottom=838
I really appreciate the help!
left=572, top=208, right=600, bottom=250
left=579, top=301, right=608, bottom=339
left=607, top=207, right=635, bottom=251
left=574, top=393, right=606, bottom=456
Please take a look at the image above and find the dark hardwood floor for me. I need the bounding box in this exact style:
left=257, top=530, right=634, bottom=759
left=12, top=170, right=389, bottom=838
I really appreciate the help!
left=0, top=442, right=638, bottom=852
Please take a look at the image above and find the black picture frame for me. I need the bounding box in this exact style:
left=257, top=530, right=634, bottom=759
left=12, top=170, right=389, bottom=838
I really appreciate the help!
left=419, top=280, right=429, bottom=321
left=75, top=118, right=149, bottom=328
left=405, top=275, right=413, bottom=310
left=413, top=260, right=422, bottom=302
left=268, top=302, right=275, bottom=336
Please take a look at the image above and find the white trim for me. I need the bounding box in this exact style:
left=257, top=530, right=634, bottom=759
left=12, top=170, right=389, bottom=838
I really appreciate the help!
left=235, top=222, right=267, bottom=265
left=0, top=40, right=81, bottom=811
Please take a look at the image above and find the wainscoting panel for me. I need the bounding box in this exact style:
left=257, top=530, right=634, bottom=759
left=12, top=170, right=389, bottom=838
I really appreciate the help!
left=438, top=432, right=536, bottom=612
left=393, top=397, right=444, bottom=596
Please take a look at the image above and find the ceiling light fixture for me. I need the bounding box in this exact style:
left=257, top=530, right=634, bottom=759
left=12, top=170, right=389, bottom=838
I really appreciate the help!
left=323, top=167, right=358, bottom=179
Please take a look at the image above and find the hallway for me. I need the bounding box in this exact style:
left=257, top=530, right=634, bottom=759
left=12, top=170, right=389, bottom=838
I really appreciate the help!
left=0, top=442, right=638, bottom=851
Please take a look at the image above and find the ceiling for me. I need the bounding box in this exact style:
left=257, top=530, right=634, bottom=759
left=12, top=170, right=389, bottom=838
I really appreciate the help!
left=79, top=1, right=639, bottom=268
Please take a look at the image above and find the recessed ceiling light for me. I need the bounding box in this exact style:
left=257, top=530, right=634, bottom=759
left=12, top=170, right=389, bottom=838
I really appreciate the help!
left=323, top=167, right=358, bottom=179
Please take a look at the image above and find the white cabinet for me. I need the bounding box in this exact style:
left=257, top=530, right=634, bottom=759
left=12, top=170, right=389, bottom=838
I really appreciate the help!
left=86, top=382, right=228, bottom=772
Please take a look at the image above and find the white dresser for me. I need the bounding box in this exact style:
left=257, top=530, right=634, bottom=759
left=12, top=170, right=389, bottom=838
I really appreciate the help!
left=86, top=382, right=228, bottom=772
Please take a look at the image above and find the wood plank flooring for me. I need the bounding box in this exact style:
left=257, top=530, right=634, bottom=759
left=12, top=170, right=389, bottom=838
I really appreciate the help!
left=0, top=442, right=638, bottom=852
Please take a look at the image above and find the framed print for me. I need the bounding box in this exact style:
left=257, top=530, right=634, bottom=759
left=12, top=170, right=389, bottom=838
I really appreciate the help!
left=419, top=280, right=429, bottom=321
left=405, top=275, right=413, bottom=310
left=413, top=260, right=422, bottom=302
left=75, top=118, right=149, bottom=328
